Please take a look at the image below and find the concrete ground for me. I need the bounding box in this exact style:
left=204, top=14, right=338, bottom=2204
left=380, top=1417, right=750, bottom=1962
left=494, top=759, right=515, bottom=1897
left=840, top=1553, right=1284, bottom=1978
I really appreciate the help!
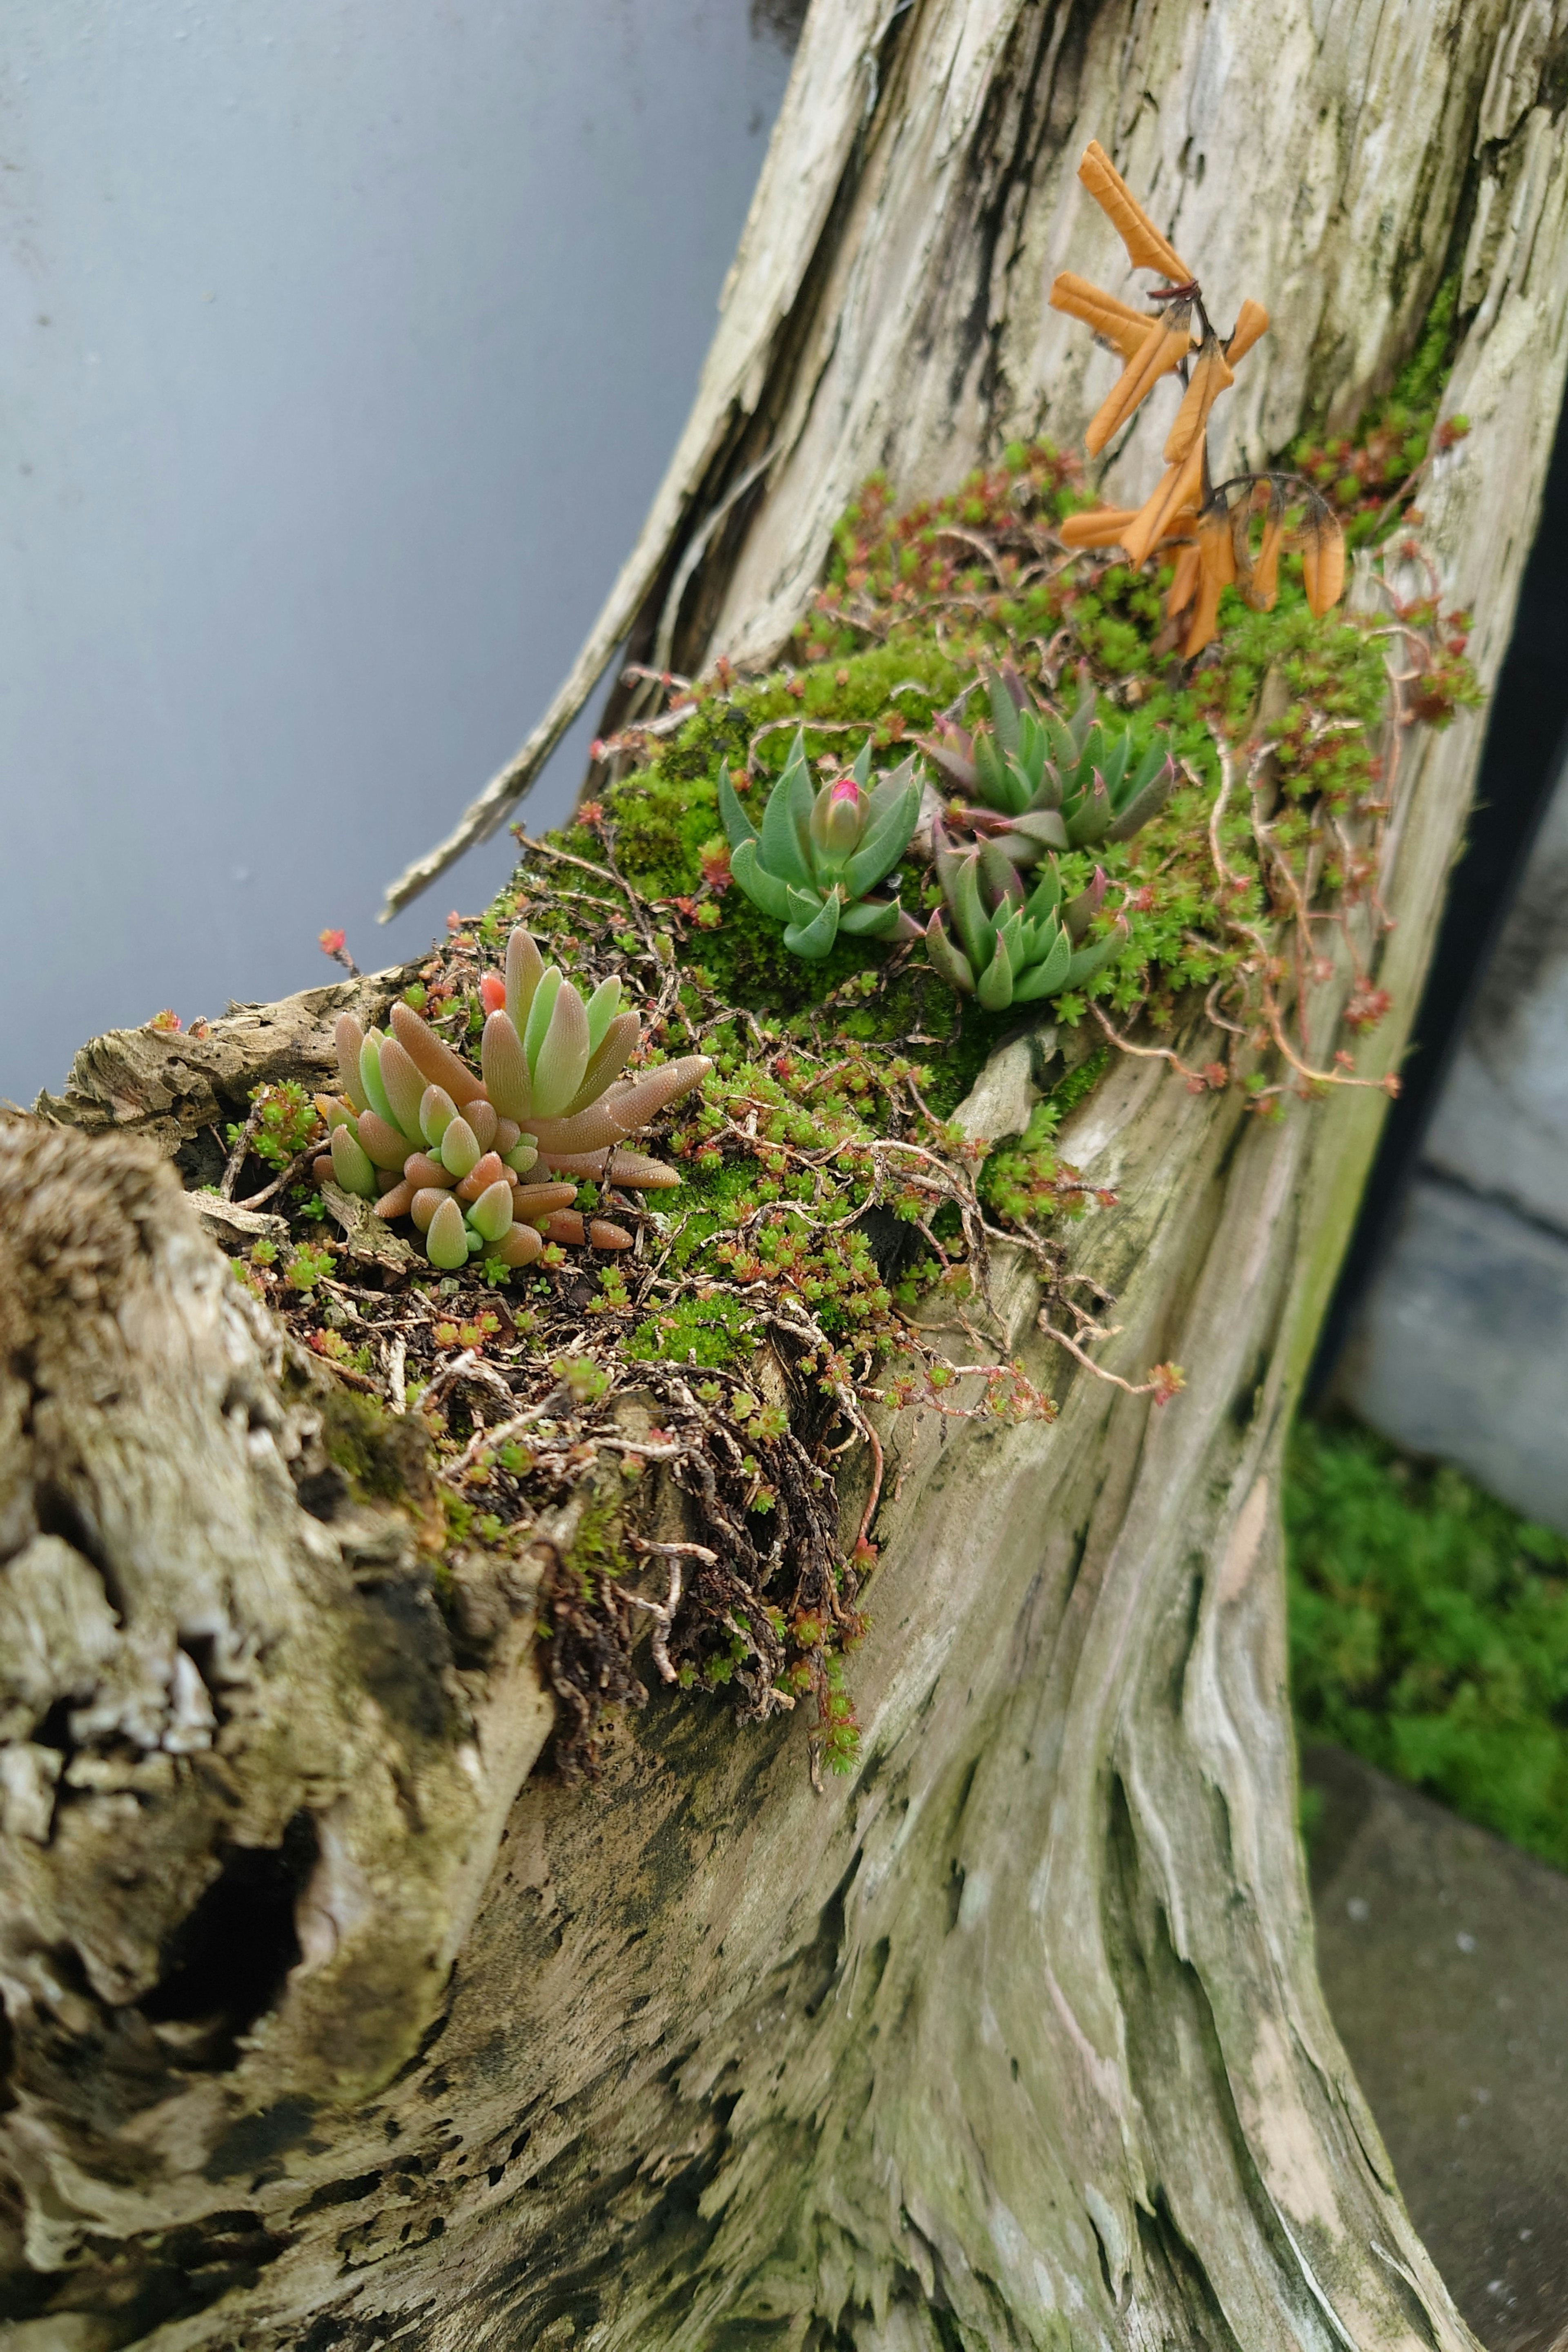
left=1305, top=1746, right=1568, bottom=2351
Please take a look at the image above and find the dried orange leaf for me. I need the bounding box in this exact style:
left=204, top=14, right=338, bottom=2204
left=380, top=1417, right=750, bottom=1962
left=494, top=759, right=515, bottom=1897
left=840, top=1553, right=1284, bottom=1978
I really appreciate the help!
left=1057, top=506, right=1145, bottom=550
left=1229, top=503, right=1256, bottom=594
left=1163, top=334, right=1235, bottom=465
left=1199, top=506, right=1238, bottom=589
left=1122, top=439, right=1205, bottom=567
left=1225, top=298, right=1270, bottom=366
left=1078, top=141, right=1193, bottom=283
left=1165, top=541, right=1202, bottom=618
left=1085, top=305, right=1192, bottom=457
left=1182, top=509, right=1238, bottom=658
left=1182, top=581, right=1222, bottom=659
left=1049, top=271, right=1153, bottom=363
left=1249, top=508, right=1285, bottom=611
left=1300, top=507, right=1346, bottom=616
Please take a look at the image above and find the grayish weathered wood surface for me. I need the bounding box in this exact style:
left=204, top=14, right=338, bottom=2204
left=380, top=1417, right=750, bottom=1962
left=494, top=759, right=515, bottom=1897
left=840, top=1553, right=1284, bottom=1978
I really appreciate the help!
left=4, top=1, right=1568, bottom=2343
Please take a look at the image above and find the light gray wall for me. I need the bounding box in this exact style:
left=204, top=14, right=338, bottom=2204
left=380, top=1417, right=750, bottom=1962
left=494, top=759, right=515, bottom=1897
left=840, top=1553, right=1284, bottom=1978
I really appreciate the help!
left=1341, top=746, right=1568, bottom=1529
left=1, top=2, right=794, bottom=1102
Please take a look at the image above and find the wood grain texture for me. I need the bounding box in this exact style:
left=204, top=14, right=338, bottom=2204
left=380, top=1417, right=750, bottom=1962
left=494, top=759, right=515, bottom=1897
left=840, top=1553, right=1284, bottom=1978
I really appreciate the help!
left=30, top=969, right=418, bottom=1158
left=708, top=0, right=1568, bottom=665
left=0, top=1126, right=552, bottom=2300
left=4, top=3, right=1568, bottom=2343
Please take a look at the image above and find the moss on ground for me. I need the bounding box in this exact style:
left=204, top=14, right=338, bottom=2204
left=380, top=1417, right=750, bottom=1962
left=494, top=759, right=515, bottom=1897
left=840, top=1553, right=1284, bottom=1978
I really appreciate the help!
left=1287, top=1421, right=1568, bottom=1871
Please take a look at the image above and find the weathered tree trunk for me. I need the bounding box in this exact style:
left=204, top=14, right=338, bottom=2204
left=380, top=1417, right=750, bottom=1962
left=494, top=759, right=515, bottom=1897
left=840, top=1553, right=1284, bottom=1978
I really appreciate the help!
left=5, top=3, right=1568, bottom=2346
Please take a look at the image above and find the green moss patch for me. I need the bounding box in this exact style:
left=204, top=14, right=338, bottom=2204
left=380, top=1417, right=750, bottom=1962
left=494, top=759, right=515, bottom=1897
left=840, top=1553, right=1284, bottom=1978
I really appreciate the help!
left=1288, top=1421, right=1568, bottom=1870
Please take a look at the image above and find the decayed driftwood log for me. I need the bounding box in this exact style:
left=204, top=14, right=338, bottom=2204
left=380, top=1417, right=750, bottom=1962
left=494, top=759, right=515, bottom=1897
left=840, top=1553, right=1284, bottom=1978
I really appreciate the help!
left=0, top=1118, right=553, bottom=2281
left=4, top=1, right=1568, bottom=2344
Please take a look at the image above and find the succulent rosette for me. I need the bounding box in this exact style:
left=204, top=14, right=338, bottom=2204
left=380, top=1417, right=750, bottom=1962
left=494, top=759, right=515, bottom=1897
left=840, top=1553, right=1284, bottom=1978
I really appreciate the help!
left=313, top=925, right=710, bottom=1270
left=475, top=927, right=710, bottom=1183
left=924, top=831, right=1127, bottom=1013
left=718, top=732, right=922, bottom=960
left=921, top=666, right=1175, bottom=866
left=314, top=1015, right=575, bottom=1270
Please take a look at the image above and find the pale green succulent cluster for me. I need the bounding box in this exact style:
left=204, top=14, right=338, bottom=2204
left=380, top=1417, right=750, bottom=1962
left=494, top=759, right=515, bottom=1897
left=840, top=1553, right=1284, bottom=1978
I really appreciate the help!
left=477, top=926, right=708, bottom=1170
left=925, top=833, right=1125, bottom=1012
left=921, top=665, right=1174, bottom=866
left=719, top=734, right=923, bottom=960
left=315, top=926, right=710, bottom=1270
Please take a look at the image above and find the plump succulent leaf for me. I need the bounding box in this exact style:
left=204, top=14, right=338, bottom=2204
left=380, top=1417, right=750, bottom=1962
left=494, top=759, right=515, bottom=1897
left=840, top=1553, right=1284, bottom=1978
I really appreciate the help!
left=317, top=924, right=707, bottom=1254
left=565, top=1011, right=639, bottom=1115
left=494, top=1221, right=544, bottom=1267
left=842, top=775, right=921, bottom=896
left=410, top=1186, right=448, bottom=1232
left=526, top=1054, right=711, bottom=1155
left=1106, top=742, right=1177, bottom=841
left=506, top=925, right=546, bottom=1038
left=356, top=1109, right=413, bottom=1172
left=783, top=893, right=841, bottom=961
left=425, top=1195, right=470, bottom=1270
left=439, top=1116, right=481, bottom=1182
left=358, top=1035, right=396, bottom=1130
left=923, top=913, right=975, bottom=993
left=543, top=1147, right=682, bottom=1189
left=1065, top=927, right=1125, bottom=989
left=419, top=1085, right=458, bottom=1148
left=729, top=837, right=795, bottom=922
left=523, top=967, right=564, bottom=1074
left=481, top=1009, right=532, bottom=1123
left=584, top=975, right=622, bottom=1055
left=839, top=898, right=909, bottom=938
left=530, top=979, right=591, bottom=1118
left=718, top=766, right=759, bottom=851
left=511, top=1181, right=578, bottom=1226
left=388, top=1002, right=488, bottom=1107
left=468, top=1179, right=515, bottom=1245
left=758, top=736, right=816, bottom=887
left=1007, top=808, right=1069, bottom=856
left=472, top=931, right=711, bottom=1176
left=376, top=1038, right=428, bottom=1141
left=455, top=1151, right=506, bottom=1204
left=335, top=1015, right=369, bottom=1112
left=330, top=1123, right=379, bottom=1197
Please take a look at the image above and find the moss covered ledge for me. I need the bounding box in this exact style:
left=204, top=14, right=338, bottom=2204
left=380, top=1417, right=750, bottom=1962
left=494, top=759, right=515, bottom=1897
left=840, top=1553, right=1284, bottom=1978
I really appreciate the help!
left=19, top=431, right=1473, bottom=1797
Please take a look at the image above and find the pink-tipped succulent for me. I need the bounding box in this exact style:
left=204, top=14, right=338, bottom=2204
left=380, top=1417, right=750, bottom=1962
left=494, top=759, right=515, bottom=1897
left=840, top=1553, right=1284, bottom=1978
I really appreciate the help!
left=472, top=927, right=710, bottom=1184
left=312, top=1014, right=576, bottom=1270
left=920, top=664, right=1175, bottom=870
left=718, top=732, right=922, bottom=960
left=312, top=927, right=710, bottom=1270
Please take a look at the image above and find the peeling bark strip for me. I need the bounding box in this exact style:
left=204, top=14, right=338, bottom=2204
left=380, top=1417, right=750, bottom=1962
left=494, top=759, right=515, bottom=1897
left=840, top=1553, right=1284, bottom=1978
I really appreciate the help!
left=31, top=967, right=417, bottom=1157
left=4, top=2, right=1568, bottom=2345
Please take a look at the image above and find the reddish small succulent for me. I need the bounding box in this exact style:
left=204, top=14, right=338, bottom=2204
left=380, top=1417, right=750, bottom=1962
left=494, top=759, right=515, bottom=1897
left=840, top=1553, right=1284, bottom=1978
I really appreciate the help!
left=313, top=926, right=710, bottom=1270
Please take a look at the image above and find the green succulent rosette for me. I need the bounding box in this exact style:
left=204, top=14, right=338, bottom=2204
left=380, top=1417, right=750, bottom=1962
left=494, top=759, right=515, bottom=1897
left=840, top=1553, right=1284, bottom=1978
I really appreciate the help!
left=924, top=831, right=1127, bottom=1013
left=921, top=665, right=1175, bottom=864
left=719, top=732, right=923, bottom=961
